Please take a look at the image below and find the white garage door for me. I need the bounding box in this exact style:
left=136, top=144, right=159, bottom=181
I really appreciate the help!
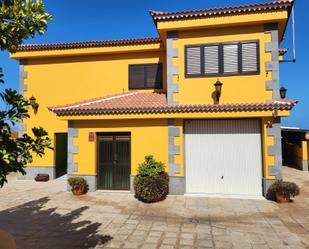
left=185, top=119, right=262, bottom=196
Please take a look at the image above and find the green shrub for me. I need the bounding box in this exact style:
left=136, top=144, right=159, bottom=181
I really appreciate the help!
left=267, top=180, right=300, bottom=200
left=136, top=155, right=165, bottom=177
left=68, top=176, right=89, bottom=193
left=134, top=155, right=169, bottom=203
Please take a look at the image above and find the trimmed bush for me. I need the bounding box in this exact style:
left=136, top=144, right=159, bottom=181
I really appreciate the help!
left=68, top=176, right=89, bottom=195
left=266, top=180, right=300, bottom=201
left=134, top=155, right=169, bottom=203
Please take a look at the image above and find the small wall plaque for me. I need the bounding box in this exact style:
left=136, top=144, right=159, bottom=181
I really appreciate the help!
left=89, top=132, right=95, bottom=142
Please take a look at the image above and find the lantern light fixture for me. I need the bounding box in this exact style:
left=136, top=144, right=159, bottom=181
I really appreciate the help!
left=29, top=96, right=39, bottom=114
left=280, top=86, right=287, bottom=99
left=214, top=80, right=223, bottom=102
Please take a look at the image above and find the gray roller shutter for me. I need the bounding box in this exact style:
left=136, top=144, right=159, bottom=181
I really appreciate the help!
left=242, top=42, right=258, bottom=73
left=223, top=44, right=238, bottom=73
left=204, top=45, right=219, bottom=74
left=186, top=47, right=201, bottom=75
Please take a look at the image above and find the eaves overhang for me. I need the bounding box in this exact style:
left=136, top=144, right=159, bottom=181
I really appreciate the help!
left=11, top=37, right=163, bottom=59
left=48, top=92, right=298, bottom=117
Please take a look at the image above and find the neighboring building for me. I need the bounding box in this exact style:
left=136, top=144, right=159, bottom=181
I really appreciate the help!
left=282, top=127, right=309, bottom=171
left=11, top=0, right=297, bottom=197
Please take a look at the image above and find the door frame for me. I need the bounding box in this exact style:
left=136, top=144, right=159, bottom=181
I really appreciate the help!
left=96, top=132, right=131, bottom=190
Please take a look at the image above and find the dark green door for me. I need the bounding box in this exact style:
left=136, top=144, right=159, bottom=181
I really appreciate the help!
left=55, top=133, right=68, bottom=178
left=97, top=133, right=130, bottom=190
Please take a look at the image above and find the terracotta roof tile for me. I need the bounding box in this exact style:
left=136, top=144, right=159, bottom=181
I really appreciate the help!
left=49, top=92, right=298, bottom=116
left=150, top=0, right=294, bottom=22
left=16, top=37, right=162, bottom=52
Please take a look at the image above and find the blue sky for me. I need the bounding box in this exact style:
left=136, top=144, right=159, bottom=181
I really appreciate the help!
left=0, top=0, right=308, bottom=128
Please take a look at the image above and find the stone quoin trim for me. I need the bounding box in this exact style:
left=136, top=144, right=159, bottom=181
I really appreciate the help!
left=67, top=121, right=97, bottom=191
left=265, top=23, right=280, bottom=101
left=168, top=119, right=181, bottom=176
left=168, top=119, right=185, bottom=195
left=263, top=117, right=283, bottom=195
left=263, top=23, right=284, bottom=195
left=267, top=117, right=283, bottom=178
left=68, top=121, right=79, bottom=174
left=166, top=32, right=179, bottom=105
left=18, top=59, right=28, bottom=137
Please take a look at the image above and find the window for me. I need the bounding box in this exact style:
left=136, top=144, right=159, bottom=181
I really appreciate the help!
left=185, top=41, right=259, bottom=77
left=129, top=63, right=163, bottom=89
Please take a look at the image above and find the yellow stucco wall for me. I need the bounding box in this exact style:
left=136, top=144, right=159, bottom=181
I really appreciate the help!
left=72, top=119, right=168, bottom=176
left=23, top=50, right=166, bottom=167
left=172, top=24, right=273, bottom=104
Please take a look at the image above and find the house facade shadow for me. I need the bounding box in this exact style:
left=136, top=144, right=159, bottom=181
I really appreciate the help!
left=0, top=197, right=112, bottom=249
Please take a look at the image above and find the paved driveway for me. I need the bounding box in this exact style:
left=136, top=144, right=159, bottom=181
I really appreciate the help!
left=0, top=166, right=309, bottom=249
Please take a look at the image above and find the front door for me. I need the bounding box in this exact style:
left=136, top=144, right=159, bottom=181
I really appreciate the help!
left=97, top=133, right=131, bottom=190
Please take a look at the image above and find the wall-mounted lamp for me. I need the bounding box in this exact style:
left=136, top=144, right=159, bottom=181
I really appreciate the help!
left=280, top=86, right=287, bottom=99
left=266, top=120, right=273, bottom=128
left=29, top=96, right=39, bottom=114
left=214, top=80, right=223, bottom=102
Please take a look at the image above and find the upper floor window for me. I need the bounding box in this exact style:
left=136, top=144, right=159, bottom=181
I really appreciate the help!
left=185, top=41, right=259, bottom=77
left=129, top=63, right=163, bottom=89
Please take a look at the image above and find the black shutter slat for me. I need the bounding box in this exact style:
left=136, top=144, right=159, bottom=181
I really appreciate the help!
left=242, top=42, right=258, bottom=73
left=186, top=46, right=201, bottom=75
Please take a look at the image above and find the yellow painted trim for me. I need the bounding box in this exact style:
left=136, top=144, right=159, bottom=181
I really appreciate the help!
left=302, top=141, right=308, bottom=161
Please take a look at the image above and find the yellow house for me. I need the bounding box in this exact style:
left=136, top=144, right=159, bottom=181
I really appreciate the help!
left=11, top=0, right=297, bottom=197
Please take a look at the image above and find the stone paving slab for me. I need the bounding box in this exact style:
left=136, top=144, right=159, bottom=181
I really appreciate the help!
left=0, top=167, right=309, bottom=249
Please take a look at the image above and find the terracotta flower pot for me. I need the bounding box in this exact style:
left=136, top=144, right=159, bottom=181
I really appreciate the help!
left=72, top=186, right=85, bottom=196
left=275, top=192, right=290, bottom=203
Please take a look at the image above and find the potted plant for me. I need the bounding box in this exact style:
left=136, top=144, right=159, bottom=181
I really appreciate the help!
left=133, top=155, right=169, bottom=203
left=268, top=180, right=300, bottom=203
left=68, top=176, right=88, bottom=195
